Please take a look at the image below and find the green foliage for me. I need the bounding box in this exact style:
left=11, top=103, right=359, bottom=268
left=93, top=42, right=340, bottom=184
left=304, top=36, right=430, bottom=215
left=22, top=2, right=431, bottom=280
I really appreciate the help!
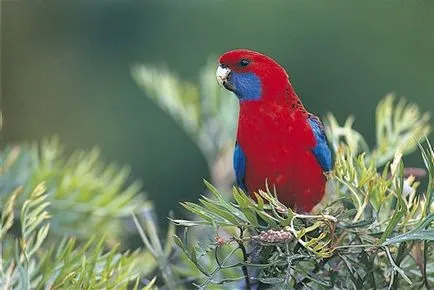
left=132, top=58, right=238, bottom=190
left=132, top=58, right=237, bottom=162
left=132, top=211, right=182, bottom=290
left=0, top=183, right=140, bottom=289
left=0, top=137, right=148, bottom=242
left=172, top=96, right=434, bottom=289
left=0, top=137, right=160, bottom=288
left=326, top=93, right=431, bottom=167
left=173, top=183, right=337, bottom=288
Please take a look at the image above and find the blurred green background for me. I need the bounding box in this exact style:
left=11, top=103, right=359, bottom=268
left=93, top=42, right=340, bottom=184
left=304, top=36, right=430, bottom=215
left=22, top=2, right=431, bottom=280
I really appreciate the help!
left=3, top=1, right=434, bottom=220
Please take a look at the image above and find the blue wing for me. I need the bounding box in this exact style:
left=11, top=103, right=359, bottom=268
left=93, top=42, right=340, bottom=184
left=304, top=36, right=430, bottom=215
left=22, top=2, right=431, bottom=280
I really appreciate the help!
left=233, top=142, right=248, bottom=192
left=308, top=115, right=333, bottom=172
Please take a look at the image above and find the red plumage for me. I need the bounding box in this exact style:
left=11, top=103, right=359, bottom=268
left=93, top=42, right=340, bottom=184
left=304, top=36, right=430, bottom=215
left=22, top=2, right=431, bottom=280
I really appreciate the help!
left=219, top=49, right=327, bottom=212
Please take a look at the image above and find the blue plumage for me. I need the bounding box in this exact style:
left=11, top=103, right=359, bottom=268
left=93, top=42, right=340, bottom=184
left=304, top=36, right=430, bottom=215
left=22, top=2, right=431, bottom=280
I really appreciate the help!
left=233, top=142, right=248, bottom=191
left=308, top=115, right=333, bottom=172
left=230, top=72, right=262, bottom=101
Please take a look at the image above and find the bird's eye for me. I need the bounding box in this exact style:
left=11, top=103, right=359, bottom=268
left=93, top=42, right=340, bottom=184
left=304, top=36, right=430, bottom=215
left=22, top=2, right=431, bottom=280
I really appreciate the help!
left=239, top=59, right=250, bottom=67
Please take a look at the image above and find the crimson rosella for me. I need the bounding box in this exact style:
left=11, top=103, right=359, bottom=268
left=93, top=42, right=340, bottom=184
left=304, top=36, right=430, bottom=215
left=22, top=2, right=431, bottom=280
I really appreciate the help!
left=216, top=49, right=333, bottom=212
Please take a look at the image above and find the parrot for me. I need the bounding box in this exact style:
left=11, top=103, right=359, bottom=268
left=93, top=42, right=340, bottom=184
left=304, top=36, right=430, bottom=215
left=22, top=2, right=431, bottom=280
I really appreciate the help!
left=216, top=49, right=333, bottom=212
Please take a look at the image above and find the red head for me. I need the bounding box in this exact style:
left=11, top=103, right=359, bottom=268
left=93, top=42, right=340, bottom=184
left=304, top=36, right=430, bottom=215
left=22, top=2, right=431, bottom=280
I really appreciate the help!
left=217, top=49, right=291, bottom=103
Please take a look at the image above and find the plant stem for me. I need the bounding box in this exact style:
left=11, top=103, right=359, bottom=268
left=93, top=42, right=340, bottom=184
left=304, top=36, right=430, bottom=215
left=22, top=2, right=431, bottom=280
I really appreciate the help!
left=424, top=242, right=430, bottom=289
left=238, top=227, right=252, bottom=290
left=391, top=242, right=407, bottom=290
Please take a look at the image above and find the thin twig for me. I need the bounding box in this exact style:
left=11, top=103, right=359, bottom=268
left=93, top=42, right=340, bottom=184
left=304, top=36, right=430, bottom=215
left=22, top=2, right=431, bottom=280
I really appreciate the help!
left=423, top=242, right=429, bottom=289
left=238, top=226, right=252, bottom=290
left=384, top=246, right=412, bottom=286
left=197, top=246, right=240, bottom=288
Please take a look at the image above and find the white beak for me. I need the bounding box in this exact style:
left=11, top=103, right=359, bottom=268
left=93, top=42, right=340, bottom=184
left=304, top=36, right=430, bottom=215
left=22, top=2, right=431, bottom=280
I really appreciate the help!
left=216, top=65, right=231, bottom=87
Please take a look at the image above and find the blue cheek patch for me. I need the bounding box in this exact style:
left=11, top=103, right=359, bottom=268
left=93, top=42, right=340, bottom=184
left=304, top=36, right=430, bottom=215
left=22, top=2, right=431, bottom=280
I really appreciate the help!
left=230, top=72, right=262, bottom=101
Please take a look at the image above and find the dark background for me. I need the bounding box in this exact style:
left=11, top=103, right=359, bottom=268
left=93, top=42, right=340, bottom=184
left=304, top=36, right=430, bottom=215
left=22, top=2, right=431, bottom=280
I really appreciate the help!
left=3, top=1, right=434, bottom=220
